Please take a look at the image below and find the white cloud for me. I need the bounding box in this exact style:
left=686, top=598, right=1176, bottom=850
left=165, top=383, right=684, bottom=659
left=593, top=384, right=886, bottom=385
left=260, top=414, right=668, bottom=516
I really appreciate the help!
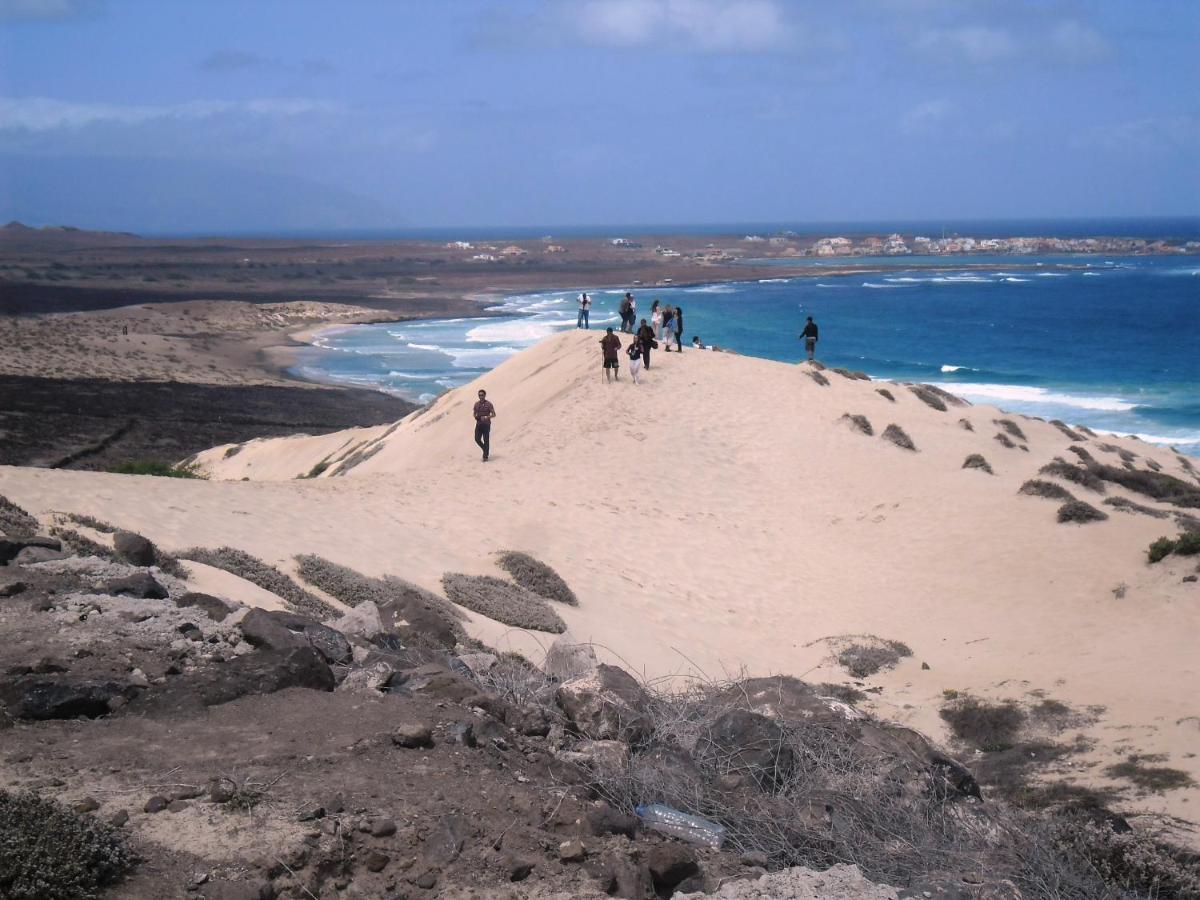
left=912, top=25, right=1016, bottom=64
left=0, top=0, right=97, bottom=21
left=1045, top=20, right=1110, bottom=64
left=900, top=98, right=953, bottom=134
left=0, top=96, right=337, bottom=132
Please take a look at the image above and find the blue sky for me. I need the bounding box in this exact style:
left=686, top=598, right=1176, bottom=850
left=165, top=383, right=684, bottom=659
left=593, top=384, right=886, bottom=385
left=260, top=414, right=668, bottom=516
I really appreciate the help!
left=0, top=0, right=1197, bottom=232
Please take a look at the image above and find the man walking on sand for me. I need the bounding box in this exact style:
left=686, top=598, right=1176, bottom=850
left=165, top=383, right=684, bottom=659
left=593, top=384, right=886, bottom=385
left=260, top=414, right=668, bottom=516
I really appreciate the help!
left=800, top=316, right=819, bottom=361
left=600, top=327, right=622, bottom=382
left=577, top=292, right=591, bottom=329
left=472, top=389, right=495, bottom=462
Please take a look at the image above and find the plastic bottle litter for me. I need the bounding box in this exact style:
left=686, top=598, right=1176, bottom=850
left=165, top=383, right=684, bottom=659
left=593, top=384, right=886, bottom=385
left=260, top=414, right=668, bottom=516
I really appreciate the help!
left=634, top=803, right=726, bottom=848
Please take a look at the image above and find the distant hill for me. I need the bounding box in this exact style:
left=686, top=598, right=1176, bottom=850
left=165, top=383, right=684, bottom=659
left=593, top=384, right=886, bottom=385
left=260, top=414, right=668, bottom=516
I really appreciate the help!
left=0, top=220, right=142, bottom=250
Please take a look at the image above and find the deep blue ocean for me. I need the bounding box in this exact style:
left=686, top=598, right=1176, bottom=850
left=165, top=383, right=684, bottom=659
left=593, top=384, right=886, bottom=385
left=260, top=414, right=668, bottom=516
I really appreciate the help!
left=289, top=254, right=1200, bottom=455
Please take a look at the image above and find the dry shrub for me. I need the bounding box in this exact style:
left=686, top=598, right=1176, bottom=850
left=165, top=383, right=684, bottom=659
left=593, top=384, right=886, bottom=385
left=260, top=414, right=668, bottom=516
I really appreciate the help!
left=1050, top=420, right=1086, bottom=442
left=1077, top=425, right=1098, bottom=437
left=806, top=369, right=830, bottom=387
left=940, top=696, right=1026, bottom=753
left=496, top=551, right=578, bottom=606
left=958, top=417, right=974, bottom=432
left=908, top=384, right=947, bottom=411
left=831, top=367, right=869, bottom=381
left=1104, top=757, right=1195, bottom=793
left=881, top=424, right=916, bottom=451
left=62, top=513, right=118, bottom=534
left=441, top=573, right=566, bottom=633
left=875, top=388, right=895, bottom=402
left=1102, top=497, right=1169, bottom=519
left=839, top=414, right=873, bottom=437
left=1066, top=445, right=1095, bottom=463
left=1057, top=500, right=1108, bottom=524
left=995, top=419, right=1028, bottom=442
left=1039, top=458, right=1106, bottom=493
left=995, top=432, right=1017, bottom=450
left=181, top=546, right=336, bottom=619
left=332, top=441, right=384, bottom=476
left=1087, top=463, right=1200, bottom=509
left=962, top=454, right=993, bottom=474
left=0, top=494, right=38, bottom=538
left=1051, top=816, right=1200, bottom=898
left=836, top=639, right=911, bottom=678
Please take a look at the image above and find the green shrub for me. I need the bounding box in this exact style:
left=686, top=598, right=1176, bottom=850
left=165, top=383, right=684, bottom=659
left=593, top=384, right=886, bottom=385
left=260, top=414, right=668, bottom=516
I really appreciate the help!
left=1057, top=500, right=1108, bottom=524
left=1175, top=531, right=1200, bottom=556
left=1148, top=537, right=1177, bottom=564
left=0, top=790, right=134, bottom=899
left=107, top=460, right=203, bottom=479
left=1039, top=459, right=1105, bottom=493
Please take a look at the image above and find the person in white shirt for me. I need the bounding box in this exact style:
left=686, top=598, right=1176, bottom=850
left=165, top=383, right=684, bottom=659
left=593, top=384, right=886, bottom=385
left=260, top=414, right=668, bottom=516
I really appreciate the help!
left=576, top=292, right=591, bottom=329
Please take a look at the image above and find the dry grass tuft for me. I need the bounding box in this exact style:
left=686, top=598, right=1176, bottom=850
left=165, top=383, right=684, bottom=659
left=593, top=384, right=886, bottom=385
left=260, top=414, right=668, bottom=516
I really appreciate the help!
left=839, top=413, right=873, bottom=436
left=881, top=424, right=916, bottom=451
left=994, top=419, right=1028, bottom=442
left=1039, top=458, right=1106, bottom=493
left=994, top=432, right=1018, bottom=450
left=962, top=454, right=993, bottom=474
left=1050, top=420, right=1086, bottom=441
left=958, top=418, right=974, bottom=432
left=441, top=573, right=566, bottom=633
left=805, top=369, right=830, bottom=387
left=496, top=551, right=579, bottom=606
left=831, top=367, right=870, bottom=381
left=875, top=387, right=895, bottom=402
left=181, top=546, right=336, bottom=619
left=836, top=638, right=912, bottom=678
left=1057, top=500, right=1108, bottom=524
left=940, top=696, right=1026, bottom=753
left=1102, top=497, right=1170, bottom=519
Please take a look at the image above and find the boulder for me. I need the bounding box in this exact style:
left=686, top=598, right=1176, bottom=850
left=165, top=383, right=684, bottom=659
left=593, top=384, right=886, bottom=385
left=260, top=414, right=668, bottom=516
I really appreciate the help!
left=1, top=537, right=61, bottom=564
left=555, top=664, right=650, bottom=743
left=455, top=651, right=498, bottom=677
left=105, top=573, right=169, bottom=599
left=239, top=608, right=351, bottom=665
left=508, top=704, right=553, bottom=737
left=698, top=709, right=794, bottom=791
left=195, top=648, right=334, bottom=706
left=388, top=663, right=478, bottom=703
left=14, top=546, right=70, bottom=565
left=336, top=661, right=394, bottom=694
left=557, top=739, right=630, bottom=777
left=113, top=531, right=156, bottom=566
left=647, top=843, right=700, bottom=894
left=16, top=680, right=131, bottom=720
left=392, top=722, right=434, bottom=749
left=585, top=802, right=639, bottom=839
left=0, top=578, right=28, bottom=598
left=174, top=592, right=233, bottom=622
left=544, top=634, right=598, bottom=680
left=326, top=600, right=384, bottom=639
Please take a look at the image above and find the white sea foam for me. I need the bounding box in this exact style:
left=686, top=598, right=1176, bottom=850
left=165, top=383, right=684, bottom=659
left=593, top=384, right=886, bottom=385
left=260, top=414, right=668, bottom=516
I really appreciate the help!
left=758, top=278, right=790, bottom=283
left=465, top=316, right=571, bottom=344
left=685, top=284, right=737, bottom=293
left=816, top=283, right=844, bottom=288
left=940, top=364, right=975, bottom=373
left=934, top=382, right=1137, bottom=412
left=1036, top=272, right=1068, bottom=277
left=443, top=346, right=520, bottom=368
left=862, top=282, right=907, bottom=289
left=1082, top=272, right=1101, bottom=277
left=385, top=371, right=432, bottom=380
left=1003, top=277, right=1030, bottom=283
left=405, top=342, right=443, bottom=352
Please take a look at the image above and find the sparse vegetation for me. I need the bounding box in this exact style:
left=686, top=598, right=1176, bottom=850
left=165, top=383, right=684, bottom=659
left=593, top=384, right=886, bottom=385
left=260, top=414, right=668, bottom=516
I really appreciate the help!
left=831, top=367, right=869, bottom=381
left=496, top=551, right=579, bottom=606
left=805, top=369, right=830, bottom=387
left=1039, top=458, right=1106, bottom=493
left=962, top=453, right=993, bottom=474
left=1147, top=532, right=1200, bottom=563
left=881, top=423, right=916, bottom=451
left=836, top=639, right=912, bottom=678
left=441, top=573, right=566, bottom=633
left=1088, top=462, right=1200, bottom=508
left=303, top=460, right=330, bottom=479
left=1019, top=479, right=1076, bottom=502
left=1052, top=816, right=1200, bottom=898
left=908, top=384, right=947, bottom=411
left=1066, top=445, right=1095, bottom=463
left=994, top=431, right=1017, bottom=449
left=940, top=696, right=1026, bottom=752
left=1103, top=496, right=1169, bottom=519
left=875, top=388, right=895, bottom=402
left=1105, top=756, right=1195, bottom=793
left=1057, top=500, right=1108, bottom=524
left=838, top=413, right=873, bottom=436
left=0, top=790, right=134, bottom=900
left=222, top=444, right=243, bottom=459
left=107, top=460, right=204, bottom=479
left=995, top=418, right=1027, bottom=441
left=62, top=513, right=119, bottom=533
left=181, top=546, right=335, bottom=618
left=0, top=494, right=38, bottom=538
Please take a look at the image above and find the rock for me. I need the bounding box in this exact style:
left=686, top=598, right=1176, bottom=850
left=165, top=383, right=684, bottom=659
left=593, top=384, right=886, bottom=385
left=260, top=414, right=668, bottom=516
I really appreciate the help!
left=336, top=660, right=394, bottom=694
left=145, top=795, right=169, bottom=813
left=239, top=609, right=352, bottom=665
left=448, top=721, right=477, bottom=747
left=555, top=664, right=650, bottom=743
left=455, top=651, right=498, bottom=677
left=0, top=579, right=28, bottom=597
left=558, top=839, right=587, bottom=862
left=544, top=634, right=598, bottom=679
left=297, top=805, right=325, bottom=822
left=105, top=572, right=168, bottom=599
left=73, top=797, right=101, bottom=813
left=364, top=850, right=390, bottom=872
left=1184, top=574, right=1198, bottom=583
left=423, top=813, right=467, bottom=865
left=585, top=802, right=639, bottom=839
left=508, top=704, right=552, bottom=737
left=15, top=546, right=70, bottom=565
left=201, top=880, right=275, bottom=900
left=194, top=648, right=334, bottom=707
left=413, top=870, right=438, bottom=890
left=647, top=843, right=700, bottom=894
left=109, top=809, right=130, bottom=827
left=175, top=592, right=233, bottom=622
left=208, top=779, right=236, bottom=804
left=392, top=723, right=434, bottom=749
left=16, top=680, right=130, bottom=720
left=370, top=818, right=397, bottom=837
left=113, top=531, right=156, bottom=566
left=740, top=851, right=769, bottom=868
left=506, top=856, right=535, bottom=881
left=167, top=799, right=190, bottom=812
left=237, top=608, right=308, bottom=652
left=699, top=709, right=794, bottom=791
left=593, top=854, right=652, bottom=899
left=178, top=622, right=203, bottom=641
left=327, top=600, right=384, bottom=639
left=388, top=663, right=478, bottom=703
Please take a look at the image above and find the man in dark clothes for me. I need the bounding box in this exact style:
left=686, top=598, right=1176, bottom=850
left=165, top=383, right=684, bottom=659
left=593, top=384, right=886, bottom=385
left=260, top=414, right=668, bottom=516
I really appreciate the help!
left=472, top=388, right=495, bottom=461
left=600, top=327, right=622, bottom=382
left=800, top=316, right=819, bottom=361
left=636, top=318, right=655, bottom=369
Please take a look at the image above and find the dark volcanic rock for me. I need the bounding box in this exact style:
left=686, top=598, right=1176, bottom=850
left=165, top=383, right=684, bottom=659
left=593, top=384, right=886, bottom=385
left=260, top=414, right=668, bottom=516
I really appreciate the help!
left=555, top=663, right=650, bottom=743
left=113, top=530, right=156, bottom=566
left=392, top=722, right=434, bottom=749
left=194, top=647, right=335, bottom=707
left=105, top=572, right=168, bottom=599
left=174, top=592, right=233, bottom=621
left=238, top=608, right=351, bottom=665
left=699, top=709, right=794, bottom=791
left=14, top=546, right=71, bottom=565
left=1, top=536, right=62, bottom=564
left=15, top=679, right=131, bottom=720
left=585, top=802, right=639, bottom=838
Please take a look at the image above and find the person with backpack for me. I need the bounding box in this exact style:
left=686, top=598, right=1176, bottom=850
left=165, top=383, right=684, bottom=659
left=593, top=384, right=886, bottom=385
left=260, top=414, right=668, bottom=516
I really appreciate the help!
left=576, top=292, right=591, bottom=329
left=619, top=292, right=634, bottom=332
left=636, top=318, right=656, bottom=370
left=800, top=316, right=819, bottom=361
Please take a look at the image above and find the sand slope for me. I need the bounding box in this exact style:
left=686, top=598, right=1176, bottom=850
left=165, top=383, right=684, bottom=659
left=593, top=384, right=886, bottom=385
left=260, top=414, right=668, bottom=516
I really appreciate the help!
left=4, top=329, right=1199, bottom=825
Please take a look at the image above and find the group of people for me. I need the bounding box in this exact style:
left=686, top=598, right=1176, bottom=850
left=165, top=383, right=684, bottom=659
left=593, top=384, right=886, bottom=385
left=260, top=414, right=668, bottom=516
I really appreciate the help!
left=575, top=291, right=685, bottom=352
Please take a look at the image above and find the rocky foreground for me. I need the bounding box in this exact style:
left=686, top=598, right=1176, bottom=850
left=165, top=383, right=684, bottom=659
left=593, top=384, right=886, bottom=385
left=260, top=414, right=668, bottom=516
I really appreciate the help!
left=2, top=497, right=1198, bottom=899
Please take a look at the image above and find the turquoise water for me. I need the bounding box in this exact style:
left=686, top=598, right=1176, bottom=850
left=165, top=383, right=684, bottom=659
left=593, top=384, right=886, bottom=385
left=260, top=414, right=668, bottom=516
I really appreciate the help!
left=290, top=255, right=1200, bottom=455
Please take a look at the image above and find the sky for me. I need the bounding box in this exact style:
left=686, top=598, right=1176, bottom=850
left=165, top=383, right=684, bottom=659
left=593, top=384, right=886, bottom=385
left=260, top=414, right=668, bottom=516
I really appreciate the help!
left=0, top=0, right=1197, bottom=233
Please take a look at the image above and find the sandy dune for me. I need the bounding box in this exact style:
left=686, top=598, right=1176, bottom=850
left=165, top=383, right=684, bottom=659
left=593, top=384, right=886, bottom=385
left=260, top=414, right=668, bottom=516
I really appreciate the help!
left=3, top=329, right=1198, bottom=827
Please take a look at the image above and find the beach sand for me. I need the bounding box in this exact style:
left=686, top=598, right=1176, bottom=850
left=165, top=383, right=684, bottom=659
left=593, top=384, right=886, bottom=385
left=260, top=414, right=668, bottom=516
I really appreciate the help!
left=2, top=329, right=1198, bottom=831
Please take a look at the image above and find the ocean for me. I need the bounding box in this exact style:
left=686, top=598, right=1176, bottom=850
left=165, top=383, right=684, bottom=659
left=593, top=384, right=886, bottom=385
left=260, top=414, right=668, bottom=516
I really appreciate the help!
left=289, top=254, right=1200, bottom=455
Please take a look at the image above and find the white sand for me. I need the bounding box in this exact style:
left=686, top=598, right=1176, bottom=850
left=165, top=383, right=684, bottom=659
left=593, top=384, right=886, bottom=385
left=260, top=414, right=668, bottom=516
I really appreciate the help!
left=3, top=329, right=1198, bottom=824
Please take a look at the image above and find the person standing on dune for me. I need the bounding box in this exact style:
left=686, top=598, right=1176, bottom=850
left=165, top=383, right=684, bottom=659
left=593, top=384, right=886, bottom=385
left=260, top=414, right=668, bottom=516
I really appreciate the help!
left=672, top=305, right=684, bottom=352
left=651, top=300, right=662, bottom=340
left=636, top=318, right=656, bottom=370
left=600, top=327, right=622, bottom=382
left=577, top=292, right=591, bottom=329
left=619, top=293, right=634, bottom=332
left=800, top=316, right=819, bottom=361
left=473, top=389, right=496, bottom=462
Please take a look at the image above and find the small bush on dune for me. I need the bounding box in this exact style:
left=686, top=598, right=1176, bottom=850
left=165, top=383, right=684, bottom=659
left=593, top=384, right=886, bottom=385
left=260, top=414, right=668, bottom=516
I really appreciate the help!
left=875, top=387, right=895, bottom=402
left=881, top=424, right=916, bottom=451
left=1019, top=480, right=1075, bottom=502
left=441, top=573, right=566, bottom=633
left=1148, top=537, right=1177, bottom=563
left=805, top=369, right=830, bottom=387
left=1039, top=458, right=1106, bottom=493
left=1050, top=420, right=1086, bottom=441
left=107, top=460, right=204, bottom=479
left=831, top=367, right=869, bottom=381
left=994, top=432, right=1017, bottom=450
left=995, top=418, right=1028, bottom=442
left=1066, top=445, right=1095, bottom=463
left=839, top=413, right=873, bottom=436
left=940, top=696, right=1026, bottom=752
left=0, top=494, right=39, bottom=538
left=1057, top=500, right=1108, bottom=524
left=63, top=513, right=118, bottom=533
left=908, top=384, right=947, bottom=412
left=962, top=454, right=993, bottom=474
left=496, top=551, right=578, bottom=606
left=0, top=790, right=134, bottom=899
left=1088, top=463, right=1200, bottom=509
left=1149, top=532, right=1200, bottom=563
left=1105, top=757, right=1195, bottom=793
left=1052, top=815, right=1200, bottom=898
left=1103, top=496, right=1170, bottom=519
left=181, top=546, right=335, bottom=619
left=958, top=417, right=974, bottom=431
left=836, top=639, right=912, bottom=678
left=1177, top=532, right=1200, bottom=555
